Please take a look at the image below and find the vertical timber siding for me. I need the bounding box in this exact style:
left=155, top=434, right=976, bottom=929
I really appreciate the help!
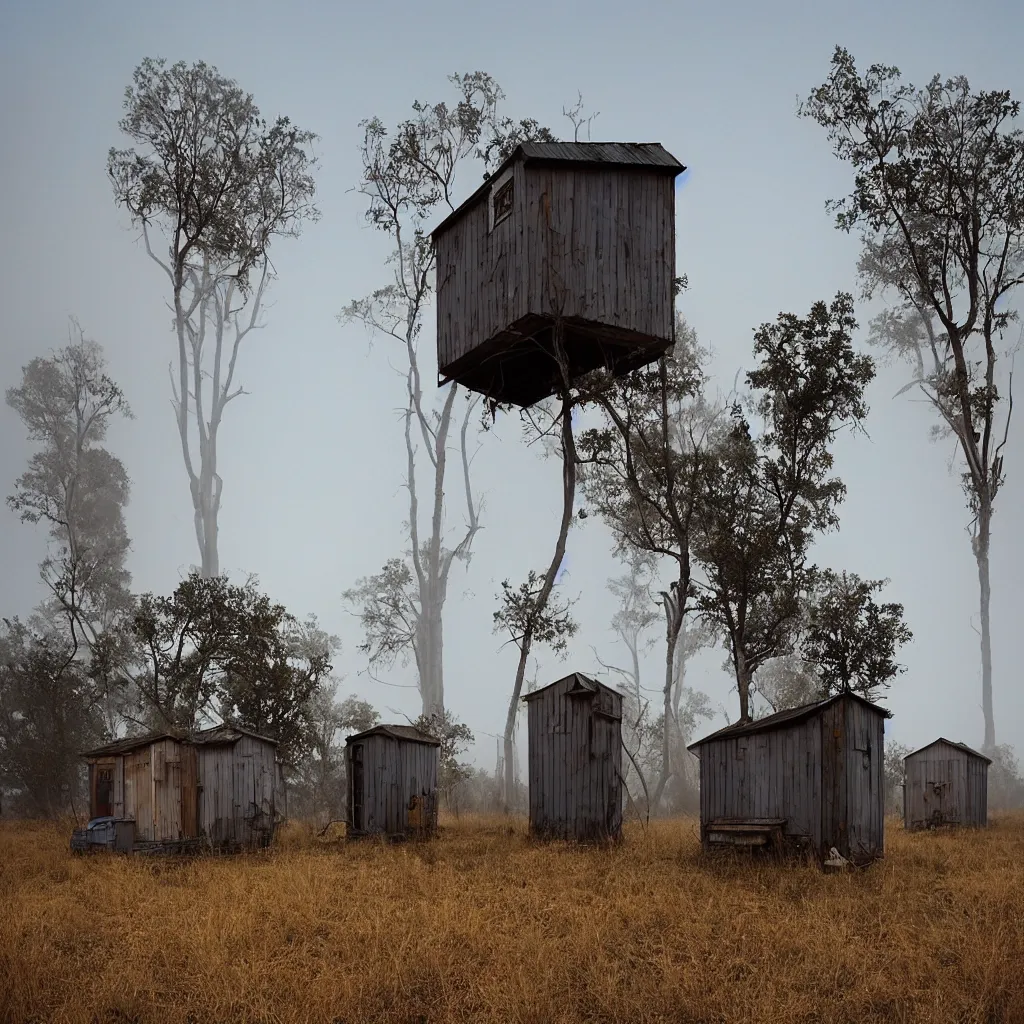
left=843, top=698, right=885, bottom=860
left=346, top=732, right=440, bottom=839
left=904, top=740, right=989, bottom=830
left=526, top=675, right=623, bottom=842
left=435, top=161, right=676, bottom=372
left=698, top=717, right=822, bottom=849
left=694, top=693, right=888, bottom=864
left=197, top=736, right=279, bottom=849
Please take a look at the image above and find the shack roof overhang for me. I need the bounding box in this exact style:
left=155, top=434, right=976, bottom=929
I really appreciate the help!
left=345, top=724, right=441, bottom=746
left=81, top=723, right=279, bottom=759
left=430, top=141, right=686, bottom=241
left=903, top=737, right=992, bottom=765
left=522, top=671, right=620, bottom=703
left=687, top=691, right=892, bottom=753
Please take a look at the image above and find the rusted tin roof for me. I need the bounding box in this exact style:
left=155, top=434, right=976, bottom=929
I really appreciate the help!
left=431, top=141, right=685, bottom=239
left=904, top=737, right=992, bottom=764
left=687, top=691, right=892, bottom=751
left=345, top=724, right=441, bottom=746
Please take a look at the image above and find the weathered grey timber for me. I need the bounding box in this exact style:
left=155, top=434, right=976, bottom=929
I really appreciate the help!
left=688, top=692, right=891, bottom=865
left=903, top=738, right=991, bottom=831
left=524, top=673, right=624, bottom=842
left=80, top=724, right=285, bottom=852
left=344, top=724, right=441, bottom=840
left=432, top=141, right=686, bottom=407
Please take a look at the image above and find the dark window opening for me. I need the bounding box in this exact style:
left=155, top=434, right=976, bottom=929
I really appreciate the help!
left=492, top=179, right=513, bottom=226
left=95, top=767, right=113, bottom=817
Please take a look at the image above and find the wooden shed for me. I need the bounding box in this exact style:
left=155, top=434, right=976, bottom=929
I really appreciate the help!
left=687, top=691, right=891, bottom=865
left=903, top=738, right=991, bottom=831
left=81, top=724, right=285, bottom=852
left=344, top=724, right=440, bottom=840
left=432, top=141, right=686, bottom=408
left=524, top=672, right=624, bottom=842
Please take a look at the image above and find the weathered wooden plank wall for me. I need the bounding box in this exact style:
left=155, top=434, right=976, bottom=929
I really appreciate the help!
left=527, top=676, right=623, bottom=842
left=904, top=740, right=989, bottom=830
left=197, top=737, right=279, bottom=848
left=843, top=698, right=885, bottom=860
left=698, top=717, right=822, bottom=846
left=436, top=162, right=675, bottom=373
left=696, top=695, right=886, bottom=862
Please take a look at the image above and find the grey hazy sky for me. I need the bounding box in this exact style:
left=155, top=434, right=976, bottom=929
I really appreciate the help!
left=2, top=0, right=1022, bottom=769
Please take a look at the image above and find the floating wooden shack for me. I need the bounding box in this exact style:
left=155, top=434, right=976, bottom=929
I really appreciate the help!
left=524, top=673, right=623, bottom=842
left=687, top=692, right=890, bottom=865
left=344, top=724, right=440, bottom=840
left=432, top=141, right=686, bottom=407
left=903, top=738, right=991, bottom=831
left=79, top=724, right=285, bottom=852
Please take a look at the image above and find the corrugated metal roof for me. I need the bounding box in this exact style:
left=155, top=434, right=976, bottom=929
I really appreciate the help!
left=81, top=723, right=278, bottom=759
left=431, top=141, right=685, bottom=239
left=687, top=691, right=892, bottom=751
left=345, top=723, right=441, bottom=746
left=904, top=737, right=992, bottom=764
left=522, top=672, right=620, bottom=702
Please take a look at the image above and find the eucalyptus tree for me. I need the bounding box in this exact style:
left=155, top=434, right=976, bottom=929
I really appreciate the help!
left=803, top=47, right=1024, bottom=750
left=109, top=58, right=319, bottom=577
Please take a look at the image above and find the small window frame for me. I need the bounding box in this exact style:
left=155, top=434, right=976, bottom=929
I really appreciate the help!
left=488, top=168, right=514, bottom=231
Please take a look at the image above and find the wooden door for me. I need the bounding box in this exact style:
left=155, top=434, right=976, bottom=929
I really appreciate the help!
left=91, top=762, right=114, bottom=818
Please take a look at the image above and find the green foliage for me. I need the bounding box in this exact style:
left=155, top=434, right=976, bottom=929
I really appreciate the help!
left=342, top=559, right=417, bottom=669
left=108, top=57, right=319, bottom=290
left=413, top=707, right=475, bottom=802
left=800, top=570, right=912, bottom=700
left=493, top=570, right=578, bottom=654
left=130, top=573, right=334, bottom=763
left=693, top=294, right=876, bottom=721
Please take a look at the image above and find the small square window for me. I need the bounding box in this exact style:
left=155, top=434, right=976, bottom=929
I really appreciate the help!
left=492, top=178, right=513, bottom=227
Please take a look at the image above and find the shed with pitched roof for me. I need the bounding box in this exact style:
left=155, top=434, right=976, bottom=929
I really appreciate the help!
left=344, top=725, right=441, bottom=840
left=687, top=692, right=891, bottom=865
left=903, top=738, right=991, bottom=831
left=524, top=672, right=624, bottom=842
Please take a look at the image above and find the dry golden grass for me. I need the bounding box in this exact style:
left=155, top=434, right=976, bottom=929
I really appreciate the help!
left=1, top=814, right=1022, bottom=1024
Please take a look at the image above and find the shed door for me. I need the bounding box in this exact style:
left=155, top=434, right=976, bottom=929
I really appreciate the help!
left=925, top=759, right=954, bottom=825
left=350, top=744, right=364, bottom=832
left=92, top=764, right=114, bottom=818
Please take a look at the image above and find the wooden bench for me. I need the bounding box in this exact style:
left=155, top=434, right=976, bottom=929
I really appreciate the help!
left=704, top=817, right=787, bottom=851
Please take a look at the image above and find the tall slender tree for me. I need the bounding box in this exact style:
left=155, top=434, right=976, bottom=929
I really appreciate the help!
left=342, top=74, right=553, bottom=715
left=108, top=58, right=319, bottom=577
left=578, top=314, right=719, bottom=806
left=802, top=47, right=1024, bottom=750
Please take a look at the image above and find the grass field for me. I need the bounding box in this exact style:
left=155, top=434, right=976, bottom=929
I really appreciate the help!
left=1, top=814, right=1022, bottom=1024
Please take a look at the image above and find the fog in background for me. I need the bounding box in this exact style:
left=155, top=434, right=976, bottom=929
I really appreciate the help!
left=2, top=0, right=1022, bottom=770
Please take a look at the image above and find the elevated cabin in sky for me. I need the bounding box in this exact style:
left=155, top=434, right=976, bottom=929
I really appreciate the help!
left=80, top=724, right=285, bottom=852
left=431, top=141, right=686, bottom=407
left=903, top=738, right=991, bottom=831
left=688, top=691, right=890, bottom=865
left=344, top=724, right=441, bottom=840
left=524, top=672, right=624, bottom=842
